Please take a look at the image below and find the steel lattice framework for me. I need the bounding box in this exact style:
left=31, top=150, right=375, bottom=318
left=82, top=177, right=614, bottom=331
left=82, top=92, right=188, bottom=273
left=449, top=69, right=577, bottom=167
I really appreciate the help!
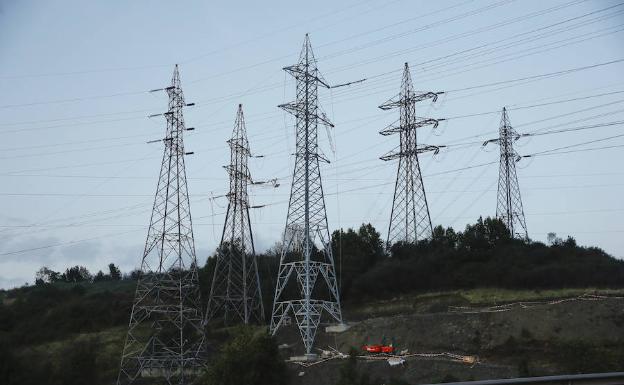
left=379, top=63, right=444, bottom=247
left=206, top=104, right=264, bottom=325
left=270, top=34, right=342, bottom=356
left=486, top=107, right=529, bottom=239
left=117, top=65, right=206, bottom=385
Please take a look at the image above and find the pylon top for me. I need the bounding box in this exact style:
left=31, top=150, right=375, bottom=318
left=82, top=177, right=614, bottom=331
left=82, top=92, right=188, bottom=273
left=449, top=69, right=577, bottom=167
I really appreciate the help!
left=297, top=33, right=320, bottom=70
left=401, top=63, right=413, bottom=94
left=170, top=64, right=182, bottom=91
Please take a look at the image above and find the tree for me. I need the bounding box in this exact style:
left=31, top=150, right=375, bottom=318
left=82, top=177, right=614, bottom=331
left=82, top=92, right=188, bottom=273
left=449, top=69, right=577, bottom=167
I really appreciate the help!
left=62, top=266, right=91, bottom=283
left=562, top=236, right=577, bottom=248
left=431, top=225, right=458, bottom=249
left=357, top=223, right=385, bottom=262
left=547, top=232, right=561, bottom=246
left=93, top=270, right=106, bottom=282
left=108, top=263, right=121, bottom=280
left=389, top=241, right=420, bottom=260
left=331, top=223, right=384, bottom=299
left=35, top=267, right=60, bottom=284
left=459, top=217, right=511, bottom=250
left=200, top=327, right=288, bottom=385
left=123, top=269, right=141, bottom=281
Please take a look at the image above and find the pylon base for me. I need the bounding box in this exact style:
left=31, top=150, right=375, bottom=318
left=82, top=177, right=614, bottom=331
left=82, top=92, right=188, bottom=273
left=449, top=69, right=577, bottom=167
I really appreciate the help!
left=325, top=323, right=350, bottom=333
left=289, top=353, right=319, bottom=362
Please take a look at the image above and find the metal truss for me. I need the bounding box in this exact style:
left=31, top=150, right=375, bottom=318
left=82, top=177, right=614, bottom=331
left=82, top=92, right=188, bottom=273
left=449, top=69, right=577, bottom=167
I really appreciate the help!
left=117, top=65, right=206, bottom=385
left=206, top=104, right=264, bottom=325
left=484, top=107, right=529, bottom=239
left=270, top=34, right=342, bottom=355
left=379, top=63, right=444, bottom=247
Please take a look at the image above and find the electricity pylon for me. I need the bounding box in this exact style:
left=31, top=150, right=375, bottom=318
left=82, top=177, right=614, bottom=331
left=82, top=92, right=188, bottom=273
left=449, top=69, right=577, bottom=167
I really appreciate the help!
left=484, top=107, right=528, bottom=239
left=379, top=63, right=444, bottom=248
left=206, top=104, right=264, bottom=325
left=270, top=34, right=342, bottom=357
left=117, top=65, right=206, bottom=385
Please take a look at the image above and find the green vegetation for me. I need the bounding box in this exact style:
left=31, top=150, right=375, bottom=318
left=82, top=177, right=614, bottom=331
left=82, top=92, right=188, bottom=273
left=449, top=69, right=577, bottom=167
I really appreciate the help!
left=200, top=326, right=288, bottom=385
left=344, top=218, right=624, bottom=302
left=0, top=281, right=132, bottom=347
left=335, top=350, right=370, bottom=385
left=1, top=217, right=623, bottom=384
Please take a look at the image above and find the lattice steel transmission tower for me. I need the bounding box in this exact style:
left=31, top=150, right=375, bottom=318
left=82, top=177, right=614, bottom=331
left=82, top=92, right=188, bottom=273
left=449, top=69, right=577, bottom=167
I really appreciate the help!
left=484, top=107, right=528, bottom=239
left=206, top=104, right=264, bottom=325
left=270, top=34, right=342, bottom=357
left=117, top=65, right=206, bottom=385
left=379, top=63, right=444, bottom=247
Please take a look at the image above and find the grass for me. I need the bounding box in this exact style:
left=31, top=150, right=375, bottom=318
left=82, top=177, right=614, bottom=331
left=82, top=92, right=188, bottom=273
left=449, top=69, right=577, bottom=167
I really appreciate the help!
left=14, top=326, right=127, bottom=383
left=346, top=287, right=624, bottom=319
left=457, top=287, right=624, bottom=304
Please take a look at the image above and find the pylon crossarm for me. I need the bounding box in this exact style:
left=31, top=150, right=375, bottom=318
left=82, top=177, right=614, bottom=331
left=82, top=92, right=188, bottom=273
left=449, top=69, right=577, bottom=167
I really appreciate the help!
left=283, top=65, right=330, bottom=88
left=316, top=152, right=331, bottom=164
left=379, top=91, right=443, bottom=110
left=380, top=118, right=444, bottom=136
left=379, top=93, right=403, bottom=110
left=317, top=111, right=334, bottom=127
left=380, top=150, right=402, bottom=161
left=381, top=144, right=442, bottom=161
left=278, top=102, right=334, bottom=127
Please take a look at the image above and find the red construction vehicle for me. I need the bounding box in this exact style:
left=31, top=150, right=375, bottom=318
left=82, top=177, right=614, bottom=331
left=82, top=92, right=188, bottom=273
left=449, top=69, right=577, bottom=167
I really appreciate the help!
left=362, top=344, right=383, bottom=353
left=362, top=342, right=394, bottom=354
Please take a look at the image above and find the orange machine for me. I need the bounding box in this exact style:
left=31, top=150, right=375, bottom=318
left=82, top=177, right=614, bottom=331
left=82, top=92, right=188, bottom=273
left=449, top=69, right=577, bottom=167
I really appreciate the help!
left=362, top=344, right=394, bottom=354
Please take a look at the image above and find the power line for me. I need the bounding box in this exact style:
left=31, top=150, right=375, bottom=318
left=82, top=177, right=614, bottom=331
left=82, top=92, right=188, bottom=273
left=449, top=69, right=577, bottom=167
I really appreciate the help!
left=3, top=86, right=621, bottom=158
left=326, top=1, right=615, bottom=86
left=0, top=229, right=144, bottom=256
left=450, top=58, right=624, bottom=93
left=524, top=142, right=624, bottom=158
left=0, top=2, right=597, bottom=110
left=0, top=0, right=386, bottom=80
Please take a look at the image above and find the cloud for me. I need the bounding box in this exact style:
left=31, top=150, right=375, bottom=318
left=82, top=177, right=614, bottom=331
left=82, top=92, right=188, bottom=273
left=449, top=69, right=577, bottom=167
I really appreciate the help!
left=0, top=214, right=29, bottom=225
left=0, top=234, right=61, bottom=264
left=0, top=230, right=223, bottom=289
left=100, top=242, right=142, bottom=273
left=0, top=275, right=27, bottom=290
left=0, top=231, right=148, bottom=289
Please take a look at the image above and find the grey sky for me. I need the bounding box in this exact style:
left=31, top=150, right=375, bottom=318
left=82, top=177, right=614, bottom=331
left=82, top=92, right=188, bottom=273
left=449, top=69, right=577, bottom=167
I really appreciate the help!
left=1, top=0, right=623, bottom=289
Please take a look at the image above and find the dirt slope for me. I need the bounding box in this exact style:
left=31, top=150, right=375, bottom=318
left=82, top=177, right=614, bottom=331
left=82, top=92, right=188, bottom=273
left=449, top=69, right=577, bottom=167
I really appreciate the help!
left=277, top=291, right=624, bottom=384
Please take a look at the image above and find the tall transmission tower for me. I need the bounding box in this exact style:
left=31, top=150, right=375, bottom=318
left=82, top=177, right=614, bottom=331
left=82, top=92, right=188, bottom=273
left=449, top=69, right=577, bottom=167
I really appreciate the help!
left=379, top=63, right=444, bottom=247
left=206, top=104, right=264, bottom=325
left=117, top=65, right=206, bottom=385
left=484, top=107, right=529, bottom=239
left=270, top=34, right=342, bottom=357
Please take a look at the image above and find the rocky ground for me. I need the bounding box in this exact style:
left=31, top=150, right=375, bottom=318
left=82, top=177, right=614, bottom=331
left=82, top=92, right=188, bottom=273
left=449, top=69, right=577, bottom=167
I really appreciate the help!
left=274, top=289, right=624, bottom=384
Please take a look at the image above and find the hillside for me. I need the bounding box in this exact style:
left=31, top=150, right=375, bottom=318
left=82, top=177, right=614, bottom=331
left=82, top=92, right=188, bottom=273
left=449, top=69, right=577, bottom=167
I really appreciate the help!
left=2, top=219, right=624, bottom=384
left=2, top=285, right=624, bottom=385
left=283, top=289, right=624, bottom=385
